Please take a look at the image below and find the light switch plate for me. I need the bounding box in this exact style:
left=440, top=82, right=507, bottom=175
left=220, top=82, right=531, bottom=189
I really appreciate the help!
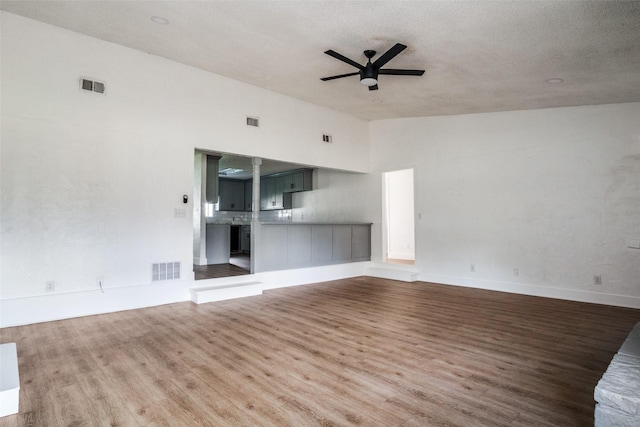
left=174, top=208, right=186, bottom=218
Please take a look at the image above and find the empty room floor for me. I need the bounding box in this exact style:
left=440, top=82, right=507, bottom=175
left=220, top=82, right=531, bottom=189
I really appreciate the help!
left=1, top=277, right=638, bottom=426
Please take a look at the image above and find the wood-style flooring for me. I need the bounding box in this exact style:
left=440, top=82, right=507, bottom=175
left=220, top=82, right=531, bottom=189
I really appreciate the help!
left=1, top=277, right=638, bottom=426
left=194, top=255, right=251, bottom=280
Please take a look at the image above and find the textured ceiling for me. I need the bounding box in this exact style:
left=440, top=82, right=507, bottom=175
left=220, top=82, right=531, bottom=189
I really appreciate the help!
left=2, top=0, right=640, bottom=121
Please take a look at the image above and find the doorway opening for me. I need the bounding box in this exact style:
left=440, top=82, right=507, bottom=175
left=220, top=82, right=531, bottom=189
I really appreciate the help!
left=383, top=169, right=415, bottom=265
left=192, top=150, right=251, bottom=280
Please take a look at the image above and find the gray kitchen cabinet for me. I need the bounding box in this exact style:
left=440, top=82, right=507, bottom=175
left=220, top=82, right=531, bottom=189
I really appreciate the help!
left=260, top=176, right=275, bottom=210
left=287, top=225, right=312, bottom=265
left=248, top=168, right=315, bottom=211
left=351, top=225, right=371, bottom=260
left=244, top=180, right=253, bottom=211
left=258, top=223, right=371, bottom=272
left=206, top=224, right=230, bottom=264
left=283, top=169, right=313, bottom=193
left=260, top=176, right=292, bottom=210
left=332, top=225, right=352, bottom=261
left=240, top=225, right=251, bottom=253
left=311, top=225, right=333, bottom=262
left=262, top=224, right=288, bottom=267
left=218, top=179, right=245, bottom=211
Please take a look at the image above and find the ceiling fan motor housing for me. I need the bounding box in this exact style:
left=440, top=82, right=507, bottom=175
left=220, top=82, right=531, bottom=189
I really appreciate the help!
left=360, top=64, right=378, bottom=84
left=361, top=50, right=378, bottom=84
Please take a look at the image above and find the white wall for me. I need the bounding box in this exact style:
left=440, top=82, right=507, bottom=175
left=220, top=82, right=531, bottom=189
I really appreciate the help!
left=370, top=103, right=640, bottom=306
left=293, top=168, right=382, bottom=260
left=2, top=11, right=640, bottom=327
left=0, top=12, right=368, bottom=308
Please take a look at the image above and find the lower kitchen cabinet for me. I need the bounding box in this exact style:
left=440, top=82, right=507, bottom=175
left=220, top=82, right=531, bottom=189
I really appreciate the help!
left=257, top=223, right=371, bottom=272
left=205, top=224, right=230, bottom=264
left=240, top=225, right=251, bottom=254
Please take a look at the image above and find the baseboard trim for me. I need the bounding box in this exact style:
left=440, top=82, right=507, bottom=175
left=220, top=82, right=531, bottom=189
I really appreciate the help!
left=0, top=262, right=371, bottom=328
left=420, top=273, right=640, bottom=309
left=5, top=264, right=636, bottom=328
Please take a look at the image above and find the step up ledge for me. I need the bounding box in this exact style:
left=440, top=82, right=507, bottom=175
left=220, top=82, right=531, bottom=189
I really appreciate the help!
left=365, top=267, right=419, bottom=282
left=0, top=343, right=19, bottom=417
left=190, top=281, right=262, bottom=304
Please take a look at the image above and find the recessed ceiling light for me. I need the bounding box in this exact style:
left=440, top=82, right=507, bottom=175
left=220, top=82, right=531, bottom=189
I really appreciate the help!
left=151, top=16, right=169, bottom=25
left=545, top=78, right=564, bottom=84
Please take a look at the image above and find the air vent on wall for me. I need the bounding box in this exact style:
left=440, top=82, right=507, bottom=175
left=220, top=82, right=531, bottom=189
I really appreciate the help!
left=246, top=116, right=259, bottom=127
left=151, top=262, right=181, bottom=282
left=322, top=134, right=333, bottom=143
left=80, top=77, right=105, bottom=94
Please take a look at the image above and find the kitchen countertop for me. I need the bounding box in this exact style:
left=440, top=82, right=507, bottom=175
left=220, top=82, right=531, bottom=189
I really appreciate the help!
left=260, top=222, right=372, bottom=225
left=206, top=221, right=251, bottom=226
left=206, top=221, right=372, bottom=226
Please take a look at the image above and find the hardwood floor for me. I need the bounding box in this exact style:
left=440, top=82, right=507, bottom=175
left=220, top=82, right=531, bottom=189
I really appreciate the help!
left=193, top=255, right=251, bottom=280
left=1, top=278, right=638, bottom=426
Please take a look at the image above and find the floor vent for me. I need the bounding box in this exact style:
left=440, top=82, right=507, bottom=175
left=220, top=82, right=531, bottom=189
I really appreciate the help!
left=246, top=116, right=259, bottom=127
left=152, top=262, right=181, bottom=282
left=79, top=77, right=106, bottom=94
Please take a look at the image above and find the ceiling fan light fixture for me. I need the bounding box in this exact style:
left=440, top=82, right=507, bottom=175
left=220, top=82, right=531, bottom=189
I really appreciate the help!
left=360, top=77, right=378, bottom=87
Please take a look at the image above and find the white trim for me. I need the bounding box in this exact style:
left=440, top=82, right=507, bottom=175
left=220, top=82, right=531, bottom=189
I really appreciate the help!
left=4, top=263, right=640, bottom=328
left=193, top=257, right=208, bottom=266
left=0, top=262, right=370, bottom=328
left=420, top=273, right=640, bottom=309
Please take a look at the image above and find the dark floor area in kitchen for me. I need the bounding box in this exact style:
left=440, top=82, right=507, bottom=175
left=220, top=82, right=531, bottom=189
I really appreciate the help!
left=193, top=254, right=250, bottom=280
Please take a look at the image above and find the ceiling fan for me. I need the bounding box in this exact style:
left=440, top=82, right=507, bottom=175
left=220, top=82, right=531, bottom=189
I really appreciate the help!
left=321, top=43, right=425, bottom=91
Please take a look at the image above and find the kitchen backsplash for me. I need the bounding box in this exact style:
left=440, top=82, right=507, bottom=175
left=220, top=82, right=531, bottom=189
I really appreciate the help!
left=210, top=209, right=292, bottom=223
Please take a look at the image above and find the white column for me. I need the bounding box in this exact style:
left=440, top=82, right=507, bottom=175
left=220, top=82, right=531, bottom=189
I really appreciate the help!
left=192, top=152, right=208, bottom=267
left=251, top=157, right=262, bottom=273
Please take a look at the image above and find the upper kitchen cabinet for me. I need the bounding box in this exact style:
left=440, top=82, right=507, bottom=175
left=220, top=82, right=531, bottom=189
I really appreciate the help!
left=260, top=175, right=287, bottom=210
left=244, top=180, right=253, bottom=211
left=260, top=168, right=313, bottom=210
left=205, top=155, right=221, bottom=203
left=215, top=168, right=314, bottom=212
left=218, top=179, right=245, bottom=211
left=282, top=169, right=313, bottom=193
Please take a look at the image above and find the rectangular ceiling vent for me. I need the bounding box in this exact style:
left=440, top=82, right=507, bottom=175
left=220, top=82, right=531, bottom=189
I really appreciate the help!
left=151, top=262, right=181, bottom=282
left=246, top=116, right=259, bottom=127
left=322, top=134, right=333, bottom=143
left=80, top=77, right=106, bottom=94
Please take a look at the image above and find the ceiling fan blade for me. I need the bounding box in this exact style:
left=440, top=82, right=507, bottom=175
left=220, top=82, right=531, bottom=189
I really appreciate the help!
left=379, top=69, right=425, bottom=76
left=320, top=72, right=360, bottom=81
left=372, top=43, right=407, bottom=69
left=324, top=50, right=364, bottom=70
left=368, top=84, right=379, bottom=91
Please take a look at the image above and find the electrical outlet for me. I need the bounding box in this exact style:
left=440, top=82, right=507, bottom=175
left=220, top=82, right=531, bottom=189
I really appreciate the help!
left=174, top=208, right=186, bottom=218
left=594, top=275, right=602, bottom=285
left=470, top=264, right=475, bottom=272
left=45, top=281, right=55, bottom=292
left=513, top=268, right=519, bottom=277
